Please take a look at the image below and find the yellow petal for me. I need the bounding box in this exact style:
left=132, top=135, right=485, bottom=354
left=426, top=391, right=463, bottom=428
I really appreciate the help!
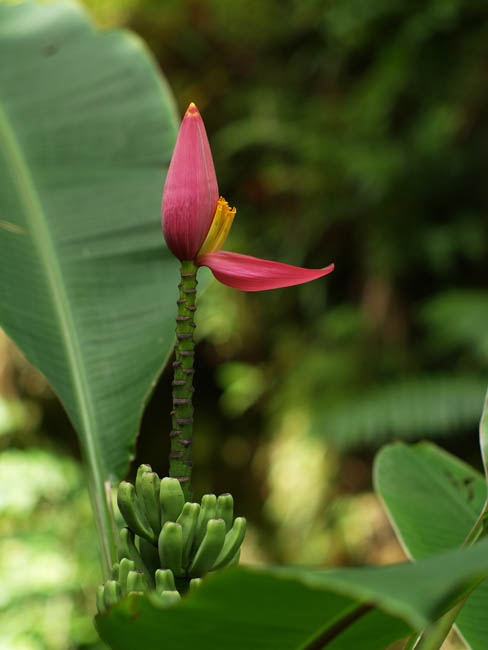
left=197, top=197, right=236, bottom=256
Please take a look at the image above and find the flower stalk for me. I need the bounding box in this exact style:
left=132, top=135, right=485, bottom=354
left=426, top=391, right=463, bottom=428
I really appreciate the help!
left=162, top=102, right=334, bottom=495
left=169, top=260, right=198, bottom=500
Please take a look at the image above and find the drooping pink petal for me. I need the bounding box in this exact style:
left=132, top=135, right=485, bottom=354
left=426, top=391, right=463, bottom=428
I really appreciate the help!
left=197, top=251, right=334, bottom=291
left=162, top=103, right=219, bottom=261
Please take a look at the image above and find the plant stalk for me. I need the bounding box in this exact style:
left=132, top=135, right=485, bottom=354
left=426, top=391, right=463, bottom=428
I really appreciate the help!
left=409, top=596, right=467, bottom=650
left=169, top=260, right=197, bottom=501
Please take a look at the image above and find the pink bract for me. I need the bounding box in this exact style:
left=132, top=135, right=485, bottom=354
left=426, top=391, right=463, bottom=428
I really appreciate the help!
left=197, top=251, right=335, bottom=291
left=162, top=103, right=219, bottom=261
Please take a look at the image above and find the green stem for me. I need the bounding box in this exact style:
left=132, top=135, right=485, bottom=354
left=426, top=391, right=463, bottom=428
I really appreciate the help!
left=410, top=596, right=467, bottom=650
left=169, top=260, right=198, bottom=501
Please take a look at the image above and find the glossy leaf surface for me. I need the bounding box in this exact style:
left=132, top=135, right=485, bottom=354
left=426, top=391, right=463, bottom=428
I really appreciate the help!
left=96, top=541, right=488, bottom=650
left=375, top=441, right=488, bottom=649
left=0, top=0, right=178, bottom=573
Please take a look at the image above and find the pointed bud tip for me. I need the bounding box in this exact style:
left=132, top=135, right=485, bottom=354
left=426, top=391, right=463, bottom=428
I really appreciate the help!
left=185, top=102, right=200, bottom=118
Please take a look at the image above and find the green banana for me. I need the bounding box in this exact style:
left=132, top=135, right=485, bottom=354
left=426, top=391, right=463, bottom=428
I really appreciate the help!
left=103, top=580, right=122, bottom=609
left=111, top=562, right=120, bottom=581
left=137, top=468, right=161, bottom=537
left=176, top=502, right=200, bottom=567
left=216, top=493, right=234, bottom=532
left=211, top=517, right=247, bottom=571
left=158, top=521, right=183, bottom=576
left=126, top=570, right=146, bottom=594
left=136, top=463, right=152, bottom=479
left=148, top=590, right=181, bottom=609
left=151, top=569, right=181, bottom=608
left=189, top=578, right=202, bottom=592
left=155, top=568, right=176, bottom=593
left=96, top=585, right=107, bottom=614
left=118, top=527, right=137, bottom=562
left=135, top=465, right=152, bottom=502
left=193, top=494, right=217, bottom=550
left=188, top=518, right=226, bottom=577
left=117, top=481, right=156, bottom=544
left=117, top=527, right=132, bottom=562
left=118, top=557, right=135, bottom=596
left=118, top=527, right=153, bottom=586
left=160, top=477, right=185, bottom=524
left=137, top=535, right=160, bottom=576
left=157, top=590, right=181, bottom=606
left=98, top=478, right=246, bottom=608
left=227, top=549, right=240, bottom=568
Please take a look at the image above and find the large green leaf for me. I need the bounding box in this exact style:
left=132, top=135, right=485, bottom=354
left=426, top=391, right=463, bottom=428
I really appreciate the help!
left=374, top=441, right=488, bottom=648
left=0, top=0, right=178, bottom=575
left=96, top=540, right=488, bottom=650
left=374, top=442, right=486, bottom=557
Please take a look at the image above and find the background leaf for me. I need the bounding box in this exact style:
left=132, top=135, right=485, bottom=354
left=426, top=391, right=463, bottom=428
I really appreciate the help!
left=374, top=441, right=488, bottom=649
left=319, top=376, right=487, bottom=448
left=96, top=541, right=488, bottom=650
left=0, top=0, right=178, bottom=575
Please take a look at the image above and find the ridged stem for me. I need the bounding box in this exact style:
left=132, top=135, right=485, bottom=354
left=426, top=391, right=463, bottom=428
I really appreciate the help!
left=169, top=260, right=197, bottom=501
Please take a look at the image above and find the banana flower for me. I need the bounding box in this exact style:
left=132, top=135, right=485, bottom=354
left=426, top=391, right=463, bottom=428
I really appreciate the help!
left=162, top=103, right=334, bottom=290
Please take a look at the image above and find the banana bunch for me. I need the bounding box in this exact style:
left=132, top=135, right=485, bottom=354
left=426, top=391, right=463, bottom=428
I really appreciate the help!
left=96, top=464, right=246, bottom=614
left=97, top=562, right=182, bottom=614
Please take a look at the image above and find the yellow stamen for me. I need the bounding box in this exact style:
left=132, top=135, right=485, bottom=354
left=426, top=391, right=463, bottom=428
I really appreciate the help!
left=198, top=197, right=236, bottom=256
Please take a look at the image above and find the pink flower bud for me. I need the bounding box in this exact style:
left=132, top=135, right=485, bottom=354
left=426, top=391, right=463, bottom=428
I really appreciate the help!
left=162, top=103, right=219, bottom=260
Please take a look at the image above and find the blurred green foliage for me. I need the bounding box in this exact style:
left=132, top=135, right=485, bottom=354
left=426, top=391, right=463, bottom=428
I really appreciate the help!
left=87, top=0, right=488, bottom=450
left=110, top=0, right=488, bottom=518
left=0, top=446, right=104, bottom=650
left=1, top=0, right=488, bottom=646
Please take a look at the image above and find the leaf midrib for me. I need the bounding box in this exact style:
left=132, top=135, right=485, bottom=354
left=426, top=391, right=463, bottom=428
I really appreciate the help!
left=0, top=100, right=110, bottom=560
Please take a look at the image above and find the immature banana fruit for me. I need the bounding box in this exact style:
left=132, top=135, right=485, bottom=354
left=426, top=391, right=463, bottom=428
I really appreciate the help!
left=212, top=517, right=247, bottom=571
left=158, top=521, right=184, bottom=576
left=120, top=559, right=134, bottom=593
left=193, top=494, right=217, bottom=550
left=97, top=464, right=246, bottom=614
left=216, top=493, right=234, bottom=532
left=117, top=464, right=162, bottom=545
left=117, top=482, right=155, bottom=543
left=137, top=466, right=161, bottom=537
left=160, top=477, right=185, bottom=524
left=188, top=518, right=226, bottom=577
left=150, top=568, right=181, bottom=607
left=177, top=502, right=200, bottom=566
left=117, top=527, right=153, bottom=586
left=102, top=581, right=121, bottom=610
